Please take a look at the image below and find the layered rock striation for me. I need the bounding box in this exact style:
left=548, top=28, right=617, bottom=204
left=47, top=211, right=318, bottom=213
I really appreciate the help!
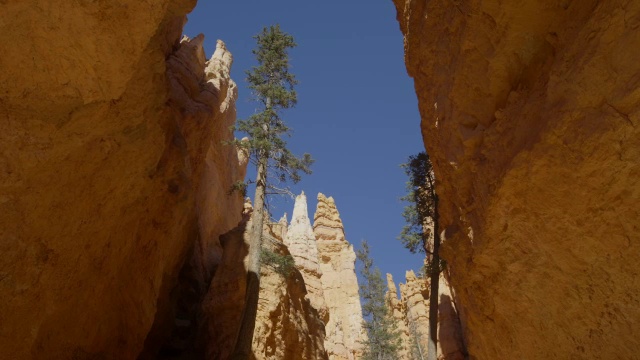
left=394, top=0, right=640, bottom=358
left=314, top=193, right=366, bottom=360
left=0, top=2, right=246, bottom=358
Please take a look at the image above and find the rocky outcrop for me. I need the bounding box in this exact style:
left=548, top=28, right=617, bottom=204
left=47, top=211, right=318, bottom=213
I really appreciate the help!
left=253, top=237, right=328, bottom=360
left=285, top=192, right=330, bottom=323
left=401, top=271, right=468, bottom=360
left=0, top=2, right=246, bottom=358
left=204, top=192, right=367, bottom=359
left=399, top=271, right=430, bottom=359
left=394, top=0, right=640, bottom=358
left=385, top=274, right=413, bottom=359
left=387, top=271, right=466, bottom=360
left=314, top=193, right=366, bottom=360
left=138, top=37, right=249, bottom=359
left=202, top=202, right=328, bottom=360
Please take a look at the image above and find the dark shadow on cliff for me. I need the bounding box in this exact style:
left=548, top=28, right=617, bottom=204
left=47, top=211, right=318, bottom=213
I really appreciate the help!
left=439, top=293, right=469, bottom=360
left=137, top=208, right=252, bottom=360
left=137, top=216, right=206, bottom=360
left=198, top=214, right=252, bottom=360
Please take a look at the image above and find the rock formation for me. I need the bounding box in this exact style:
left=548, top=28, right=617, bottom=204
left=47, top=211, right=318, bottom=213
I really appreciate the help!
left=435, top=275, right=467, bottom=360
left=0, top=2, right=246, bottom=357
left=399, top=271, right=431, bottom=359
left=387, top=271, right=466, bottom=360
left=285, top=192, right=330, bottom=322
left=253, top=237, right=328, bottom=360
left=394, top=1, right=640, bottom=358
left=385, top=274, right=413, bottom=359
left=314, top=193, right=366, bottom=360
left=202, top=201, right=328, bottom=360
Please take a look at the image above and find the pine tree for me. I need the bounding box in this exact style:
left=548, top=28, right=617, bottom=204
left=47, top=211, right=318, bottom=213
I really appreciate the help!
left=357, top=240, right=402, bottom=360
left=399, top=152, right=442, bottom=360
left=230, top=25, right=313, bottom=360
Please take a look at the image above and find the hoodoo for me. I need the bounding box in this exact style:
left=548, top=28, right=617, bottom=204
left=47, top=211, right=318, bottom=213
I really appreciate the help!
left=285, top=192, right=330, bottom=322
left=314, top=194, right=367, bottom=360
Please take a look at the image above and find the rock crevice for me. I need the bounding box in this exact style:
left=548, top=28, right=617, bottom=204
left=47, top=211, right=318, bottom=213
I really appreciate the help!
left=0, top=2, right=246, bottom=357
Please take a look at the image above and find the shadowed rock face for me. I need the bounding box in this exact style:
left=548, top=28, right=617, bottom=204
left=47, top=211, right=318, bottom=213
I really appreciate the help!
left=394, top=0, right=640, bottom=358
left=0, top=2, right=246, bottom=358
left=202, top=202, right=328, bottom=360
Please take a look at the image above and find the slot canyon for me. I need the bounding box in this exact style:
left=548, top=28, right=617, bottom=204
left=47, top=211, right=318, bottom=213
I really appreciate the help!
left=0, top=0, right=638, bottom=359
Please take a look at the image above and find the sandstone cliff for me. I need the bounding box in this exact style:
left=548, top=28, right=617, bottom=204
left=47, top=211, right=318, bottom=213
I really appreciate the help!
left=0, top=2, right=246, bottom=358
left=202, top=202, right=328, bottom=360
left=394, top=0, right=640, bottom=358
left=314, top=193, right=367, bottom=360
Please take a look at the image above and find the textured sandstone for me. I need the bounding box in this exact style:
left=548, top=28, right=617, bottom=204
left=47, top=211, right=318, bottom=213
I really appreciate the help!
left=436, top=274, right=467, bottom=360
left=389, top=271, right=466, bottom=360
left=253, top=237, right=328, bottom=360
left=203, top=203, right=328, bottom=360
left=386, top=274, right=413, bottom=359
left=0, top=2, right=246, bottom=358
left=314, top=193, right=366, bottom=360
left=399, top=271, right=431, bottom=359
left=285, top=192, right=330, bottom=323
left=394, top=0, right=640, bottom=358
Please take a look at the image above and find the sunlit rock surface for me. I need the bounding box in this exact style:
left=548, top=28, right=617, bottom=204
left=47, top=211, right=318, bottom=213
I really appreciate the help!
left=394, top=0, right=640, bottom=358
left=285, top=192, right=330, bottom=323
left=386, top=274, right=414, bottom=359
left=314, top=193, right=367, bottom=360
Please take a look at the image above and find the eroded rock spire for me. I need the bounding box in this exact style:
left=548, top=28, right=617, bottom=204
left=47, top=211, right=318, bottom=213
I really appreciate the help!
left=285, top=191, right=329, bottom=322
left=314, top=193, right=366, bottom=360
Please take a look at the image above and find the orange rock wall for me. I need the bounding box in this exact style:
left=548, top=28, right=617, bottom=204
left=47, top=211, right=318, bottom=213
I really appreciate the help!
left=0, top=1, right=246, bottom=358
left=203, top=208, right=328, bottom=360
left=394, top=0, right=640, bottom=358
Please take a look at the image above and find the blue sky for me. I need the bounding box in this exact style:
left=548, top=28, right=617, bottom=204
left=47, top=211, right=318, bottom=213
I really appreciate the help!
left=184, top=0, right=425, bottom=289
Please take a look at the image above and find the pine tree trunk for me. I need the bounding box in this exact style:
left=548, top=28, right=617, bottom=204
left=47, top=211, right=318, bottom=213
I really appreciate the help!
left=230, top=152, right=268, bottom=360
left=427, top=204, right=440, bottom=360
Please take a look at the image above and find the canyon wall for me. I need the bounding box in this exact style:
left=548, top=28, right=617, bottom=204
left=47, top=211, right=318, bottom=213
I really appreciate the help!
left=393, top=0, right=640, bottom=358
left=0, top=1, right=247, bottom=358
left=314, top=194, right=367, bottom=360
left=202, top=202, right=328, bottom=360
